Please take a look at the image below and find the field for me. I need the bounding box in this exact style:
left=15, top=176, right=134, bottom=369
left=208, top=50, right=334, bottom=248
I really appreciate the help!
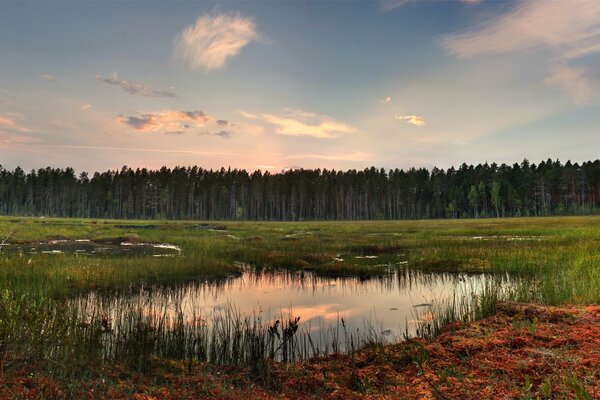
left=0, top=216, right=599, bottom=398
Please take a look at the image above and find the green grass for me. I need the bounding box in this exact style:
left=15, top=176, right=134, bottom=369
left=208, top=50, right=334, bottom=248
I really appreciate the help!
left=2, top=216, right=599, bottom=302
left=0, top=216, right=598, bottom=379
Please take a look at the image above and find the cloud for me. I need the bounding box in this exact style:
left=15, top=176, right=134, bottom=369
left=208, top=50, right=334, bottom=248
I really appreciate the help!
left=441, top=0, right=600, bottom=60
left=380, top=0, right=411, bottom=12
left=117, top=110, right=209, bottom=133
left=96, top=73, right=177, bottom=98
left=216, top=119, right=228, bottom=127
left=199, top=130, right=231, bottom=138
left=0, top=113, right=38, bottom=147
left=230, top=121, right=264, bottom=136
left=441, top=1, right=600, bottom=103
left=174, top=12, right=259, bottom=71
left=395, top=114, right=426, bottom=127
left=82, top=104, right=92, bottom=110
left=381, top=0, right=479, bottom=12
left=287, top=152, right=373, bottom=162
left=545, top=65, right=594, bottom=103
left=0, top=113, right=29, bottom=133
left=214, top=130, right=231, bottom=138
left=38, top=74, right=57, bottom=82
left=44, top=144, right=242, bottom=156
left=241, top=109, right=357, bottom=138
left=379, top=96, right=392, bottom=104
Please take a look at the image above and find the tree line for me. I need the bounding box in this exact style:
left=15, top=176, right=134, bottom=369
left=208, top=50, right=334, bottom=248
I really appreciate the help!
left=1, top=159, right=599, bottom=220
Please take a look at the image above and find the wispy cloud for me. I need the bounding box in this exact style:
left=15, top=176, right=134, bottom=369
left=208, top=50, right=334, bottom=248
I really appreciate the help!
left=381, top=0, right=479, bottom=12
left=545, top=65, right=594, bottom=103
left=441, top=0, right=600, bottom=60
left=395, top=114, right=426, bottom=127
left=199, top=130, right=231, bottom=138
left=38, top=74, right=58, bottom=82
left=241, top=109, right=357, bottom=138
left=82, top=104, right=92, bottom=110
left=441, top=0, right=600, bottom=103
left=96, top=73, right=177, bottom=98
left=0, top=113, right=29, bottom=133
left=117, top=110, right=209, bottom=133
left=44, top=144, right=242, bottom=156
left=216, top=119, right=228, bottom=127
left=380, top=0, right=411, bottom=12
left=0, top=113, right=38, bottom=147
left=379, top=96, right=392, bottom=104
left=287, top=152, right=372, bottom=162
left=175, top=12, right=259, bottom=71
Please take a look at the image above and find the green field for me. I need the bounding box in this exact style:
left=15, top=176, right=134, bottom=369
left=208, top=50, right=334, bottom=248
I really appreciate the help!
left=0, top=216, right=598, bottom=386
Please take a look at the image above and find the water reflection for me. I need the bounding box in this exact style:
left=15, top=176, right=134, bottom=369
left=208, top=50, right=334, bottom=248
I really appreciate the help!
left=77, top=267, right=507, bottom=342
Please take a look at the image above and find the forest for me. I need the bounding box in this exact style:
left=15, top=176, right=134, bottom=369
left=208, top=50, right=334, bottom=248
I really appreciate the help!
left=1, top=159, right=599, bottom=220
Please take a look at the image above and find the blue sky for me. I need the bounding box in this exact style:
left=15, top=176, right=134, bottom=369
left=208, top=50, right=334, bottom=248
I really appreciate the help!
left=1, top=0, right=599, bottom=173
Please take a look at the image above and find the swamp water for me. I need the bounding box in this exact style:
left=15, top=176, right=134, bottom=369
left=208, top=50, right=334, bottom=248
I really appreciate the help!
left=71, top=266, right=509, bottom=362
left=0, top=239, right=181, bottom=256
left=9, top=240, right=509, bottom=362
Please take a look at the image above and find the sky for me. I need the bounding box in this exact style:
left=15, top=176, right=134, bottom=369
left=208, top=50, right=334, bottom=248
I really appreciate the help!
left=0, top=0, right=599, bottom=174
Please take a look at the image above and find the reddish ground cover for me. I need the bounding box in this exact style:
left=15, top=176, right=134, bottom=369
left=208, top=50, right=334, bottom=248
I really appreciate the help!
left=2, top=302, right=598, bottom=399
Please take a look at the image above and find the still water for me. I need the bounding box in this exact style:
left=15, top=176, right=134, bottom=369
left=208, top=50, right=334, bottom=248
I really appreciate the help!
left=78, top=265, right=501, bottom=344
left=0, top=239, right=181, bottom=256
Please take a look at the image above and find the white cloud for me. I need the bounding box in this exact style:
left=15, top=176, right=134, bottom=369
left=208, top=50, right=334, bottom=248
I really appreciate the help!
left=82, top=104, right=92, bottom=110
left=545, top=65, right=593, bottom=103
left=441, top=0, right=600, bottom=60
left=395, top=114, right=426, bottom=127
left=441, top=0, right=600, bottom=103
left=380, top=96, right=392, bottom=104
left=175, top=12, right=259, bottom=71
left=241, top=109, right=357, bottom=138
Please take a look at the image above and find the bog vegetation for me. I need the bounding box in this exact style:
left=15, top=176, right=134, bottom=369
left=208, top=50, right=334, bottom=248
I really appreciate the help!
left=0, top=216, right=598, bottom=397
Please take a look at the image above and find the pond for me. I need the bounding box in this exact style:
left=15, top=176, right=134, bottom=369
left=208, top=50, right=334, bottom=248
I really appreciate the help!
left=73, top=266, right=509, bottom=361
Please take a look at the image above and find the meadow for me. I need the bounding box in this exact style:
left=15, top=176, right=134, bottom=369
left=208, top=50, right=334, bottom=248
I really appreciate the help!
left=0, top=216, right=598, bottom=398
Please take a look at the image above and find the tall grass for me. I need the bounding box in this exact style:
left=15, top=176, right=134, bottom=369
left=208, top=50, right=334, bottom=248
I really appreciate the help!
left=0, top=288, right=394, bottom=377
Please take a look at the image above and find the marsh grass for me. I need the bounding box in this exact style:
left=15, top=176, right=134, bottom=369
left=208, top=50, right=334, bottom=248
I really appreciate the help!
left=0, top=216, right=598, bottom=379
left=0, top=289, right=392, bottom=378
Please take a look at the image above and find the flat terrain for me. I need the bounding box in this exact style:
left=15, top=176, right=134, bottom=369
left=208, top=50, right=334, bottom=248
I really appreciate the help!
left=2, top=215, right=600, bottom=301
left=0, top=216, right=599, bottom=398
left=4, top=302, right=597, bottom=399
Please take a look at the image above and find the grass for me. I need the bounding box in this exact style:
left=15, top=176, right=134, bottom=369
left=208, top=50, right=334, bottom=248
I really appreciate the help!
left=2, top=215, right=599, bottom=302
left=0, top=216, right=598, bottom=396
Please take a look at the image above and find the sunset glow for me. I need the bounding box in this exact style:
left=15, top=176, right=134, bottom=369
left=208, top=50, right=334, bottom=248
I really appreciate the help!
left=1, top=1, right=599, bottom=172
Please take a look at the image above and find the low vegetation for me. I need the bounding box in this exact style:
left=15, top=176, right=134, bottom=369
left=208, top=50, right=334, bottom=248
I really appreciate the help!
left=0, top=216, right=598, bottom=398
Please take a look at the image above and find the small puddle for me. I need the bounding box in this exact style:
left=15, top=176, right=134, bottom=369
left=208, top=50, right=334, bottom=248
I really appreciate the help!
left=1, top=239, right=181, bottom=257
